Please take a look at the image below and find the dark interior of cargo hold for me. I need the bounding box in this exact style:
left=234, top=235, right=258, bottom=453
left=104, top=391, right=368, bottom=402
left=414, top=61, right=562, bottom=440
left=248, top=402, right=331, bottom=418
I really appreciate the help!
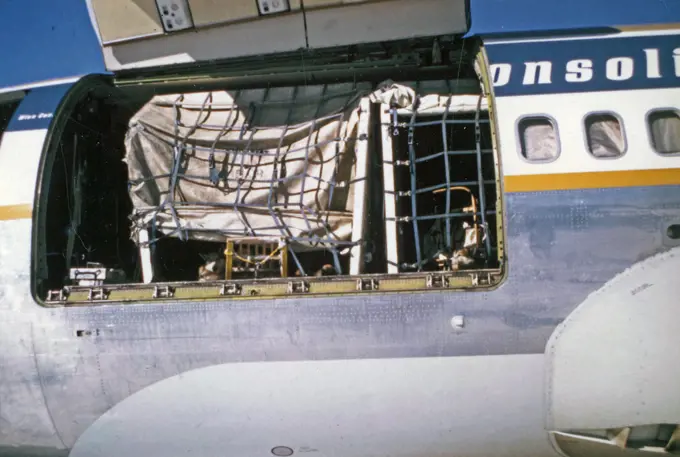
left=392, top=111, right=498, bottom=272
left=32, top=36, right=503, bottom=300
left=0, top=95, right=22, bottom=134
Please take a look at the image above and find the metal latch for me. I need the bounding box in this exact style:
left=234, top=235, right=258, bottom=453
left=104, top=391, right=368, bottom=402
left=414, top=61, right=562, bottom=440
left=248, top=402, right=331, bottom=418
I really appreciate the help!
left=87, top=288, right=109, bottom=301
left=470, top=273, right=493, bottom=287
left=46, top=288, right=69, bottom=302
left=356, top=278, right=379, bottom=291
left=287, top=281, right=309, bottom=294
left=220, top=284, right=242, bottom=296
left=426, top=274, right=449, bottom=288
left=152, top=286, right=175, bottom=299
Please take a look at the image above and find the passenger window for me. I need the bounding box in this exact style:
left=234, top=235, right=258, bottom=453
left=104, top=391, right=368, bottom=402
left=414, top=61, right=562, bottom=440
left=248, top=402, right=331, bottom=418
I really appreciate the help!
left=518, top=116, right=559, bottom=162
left=585, top=113, right=625, bottom=158
left=648, top=110, right=680, bottom=154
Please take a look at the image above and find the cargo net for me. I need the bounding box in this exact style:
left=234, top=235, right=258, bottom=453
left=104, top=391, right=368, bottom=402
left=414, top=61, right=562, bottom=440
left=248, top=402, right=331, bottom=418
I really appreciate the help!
left=124, top=83, right=372, bottom=276
left=378, top=83, right=497, bottom=273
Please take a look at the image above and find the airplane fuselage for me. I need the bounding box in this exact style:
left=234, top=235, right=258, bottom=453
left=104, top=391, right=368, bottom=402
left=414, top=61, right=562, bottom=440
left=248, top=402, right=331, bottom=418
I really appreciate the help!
left=1, top=21, right=679, bottom=457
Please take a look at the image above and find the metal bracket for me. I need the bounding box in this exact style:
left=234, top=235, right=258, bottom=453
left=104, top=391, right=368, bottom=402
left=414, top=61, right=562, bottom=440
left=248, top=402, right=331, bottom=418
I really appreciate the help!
left=46, top=288, right=69, bottom=302
left=87, top=288, right=109, bottom=301
left=469, top=272, right=493, bottom=287
left=152, top=286, right=175, bottom=299
left=391, top=109, right=400, bottom=136
left=356, top=278, right=379, bottom=291
left=426, top=274, right=449, bottom=289
left=220, top=284, right=243, bottom=296
left=287, top=281, right=309, bottom=294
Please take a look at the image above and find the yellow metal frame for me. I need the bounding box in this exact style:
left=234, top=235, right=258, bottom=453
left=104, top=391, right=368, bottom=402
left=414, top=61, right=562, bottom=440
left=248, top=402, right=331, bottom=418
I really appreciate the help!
left=475, top=45, right=507, bottom=269
left=224, top=237, right=288, bottom=280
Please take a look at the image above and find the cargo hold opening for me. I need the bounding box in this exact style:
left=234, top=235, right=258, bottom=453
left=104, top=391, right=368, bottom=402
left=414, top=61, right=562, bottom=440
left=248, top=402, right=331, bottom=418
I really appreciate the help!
left=33, top=36, right=504, bottom=303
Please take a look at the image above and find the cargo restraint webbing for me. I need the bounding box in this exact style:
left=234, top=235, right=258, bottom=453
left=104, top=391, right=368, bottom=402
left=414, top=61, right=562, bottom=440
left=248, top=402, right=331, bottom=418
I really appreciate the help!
left=126, top=84, right=369, bottom=276
left=391, top=93, right=495, bottom=271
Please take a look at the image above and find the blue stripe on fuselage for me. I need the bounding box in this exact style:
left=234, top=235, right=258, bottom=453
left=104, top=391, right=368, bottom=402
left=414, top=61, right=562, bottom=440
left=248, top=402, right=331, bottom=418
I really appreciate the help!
left=485, top=33, right=680, bottom=96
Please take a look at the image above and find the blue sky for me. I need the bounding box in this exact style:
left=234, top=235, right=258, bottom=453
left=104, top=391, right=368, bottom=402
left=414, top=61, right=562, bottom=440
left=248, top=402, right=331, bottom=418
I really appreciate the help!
left=0, top=0, right=678, bottom=88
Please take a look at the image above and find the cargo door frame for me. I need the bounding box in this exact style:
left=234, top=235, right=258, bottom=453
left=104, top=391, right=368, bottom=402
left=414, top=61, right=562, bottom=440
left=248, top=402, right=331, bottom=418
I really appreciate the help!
left=473, top=42, right=507, bottom=274
left=30, top=41, right=511, bottom=307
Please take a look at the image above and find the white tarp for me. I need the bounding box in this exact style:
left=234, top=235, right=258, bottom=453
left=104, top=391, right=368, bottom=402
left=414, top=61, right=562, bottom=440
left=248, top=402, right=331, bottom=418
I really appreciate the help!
left=369, top=79, right=487, bottom=113
left=124, top=83, right=371, bottom=250
left=123, top=80, right=485, bottom=250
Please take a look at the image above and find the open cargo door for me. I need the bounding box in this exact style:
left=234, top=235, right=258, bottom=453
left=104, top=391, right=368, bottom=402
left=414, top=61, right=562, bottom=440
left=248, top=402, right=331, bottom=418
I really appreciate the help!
left=85, top=0, right=470, bottom=72
left=35, top=3, right=510, bottom=304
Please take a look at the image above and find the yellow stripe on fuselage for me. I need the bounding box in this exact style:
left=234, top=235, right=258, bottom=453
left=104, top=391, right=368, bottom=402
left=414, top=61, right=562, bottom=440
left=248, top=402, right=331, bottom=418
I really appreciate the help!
left=504, top=168, right=680, bottom=193
left=0, top=204, right=33, bottom=221
left=1, top=169, right=678, bottom=219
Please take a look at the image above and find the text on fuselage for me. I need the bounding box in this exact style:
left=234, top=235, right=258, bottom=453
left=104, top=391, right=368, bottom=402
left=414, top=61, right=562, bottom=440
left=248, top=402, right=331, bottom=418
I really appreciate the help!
left=490, top=48, right=680, bottom=87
